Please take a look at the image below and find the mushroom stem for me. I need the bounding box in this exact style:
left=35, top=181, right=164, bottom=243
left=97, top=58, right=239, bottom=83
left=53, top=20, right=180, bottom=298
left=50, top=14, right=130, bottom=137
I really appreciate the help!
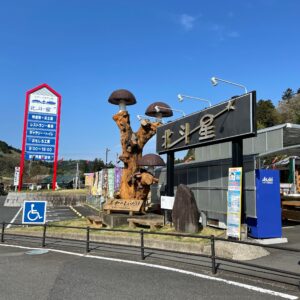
left=119, top=101, right=127, bottom=111
left=156, top=112, right=163, bottom=122
left=147, top=166, right=155, bottom=175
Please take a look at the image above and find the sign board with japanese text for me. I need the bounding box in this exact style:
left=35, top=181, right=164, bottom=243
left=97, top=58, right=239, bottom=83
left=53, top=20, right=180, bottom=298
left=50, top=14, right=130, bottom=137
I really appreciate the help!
left=103, top=199, right=144, bottom=212
left=156, top=92, right=256, bottom=154
left=19, top=84, right=61, bottom=191
left=13, top=167, right=20, bottom=186
left=226, top=167, right=242, bottom=239
left=24, top=86, right=60, bottom=162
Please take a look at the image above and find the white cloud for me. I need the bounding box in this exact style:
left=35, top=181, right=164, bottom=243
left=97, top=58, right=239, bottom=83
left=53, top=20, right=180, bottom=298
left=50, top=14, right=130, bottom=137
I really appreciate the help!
left=179, top=14, right=196, bottom=31
left=210, top=24, right=240, bottom=41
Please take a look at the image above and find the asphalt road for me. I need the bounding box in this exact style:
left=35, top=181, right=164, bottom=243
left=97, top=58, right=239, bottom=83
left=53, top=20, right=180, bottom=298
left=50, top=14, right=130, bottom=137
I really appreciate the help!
left=0, top=196, right=19, bottom=223
left=0, top=245, right=293, bottom=300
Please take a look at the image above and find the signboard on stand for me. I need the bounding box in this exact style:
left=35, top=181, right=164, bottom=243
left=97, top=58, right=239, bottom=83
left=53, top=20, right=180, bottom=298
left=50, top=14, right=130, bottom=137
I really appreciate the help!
left=19, top=84, right=62, bottom=191
left=13, top=167, right=20, bottom=187
left=227, top=167, right=242, bottom=239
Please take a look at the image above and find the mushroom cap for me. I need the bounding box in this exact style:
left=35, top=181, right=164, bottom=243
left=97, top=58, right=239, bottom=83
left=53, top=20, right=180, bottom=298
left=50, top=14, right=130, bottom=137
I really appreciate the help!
left=108, top=89, right=137, bottom=105
left=138, top=154, right=166, bottom=167
left=145, top=101, right=173, bottom=118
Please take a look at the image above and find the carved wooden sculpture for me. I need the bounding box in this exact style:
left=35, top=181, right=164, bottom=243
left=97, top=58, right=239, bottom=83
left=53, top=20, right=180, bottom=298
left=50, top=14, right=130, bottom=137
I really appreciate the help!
left=109, top=89, right=170, bottom=200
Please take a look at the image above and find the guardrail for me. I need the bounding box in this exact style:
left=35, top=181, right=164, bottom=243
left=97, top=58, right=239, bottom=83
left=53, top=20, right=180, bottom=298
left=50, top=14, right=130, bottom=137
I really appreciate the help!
left=1, top=221, right=300, bottom=288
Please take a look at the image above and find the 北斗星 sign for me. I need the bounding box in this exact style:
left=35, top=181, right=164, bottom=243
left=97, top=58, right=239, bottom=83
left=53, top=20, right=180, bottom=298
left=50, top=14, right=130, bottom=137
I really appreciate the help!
left=22, top=201, right=47, bottom=224
left=156, top=92, right=256, bottom=154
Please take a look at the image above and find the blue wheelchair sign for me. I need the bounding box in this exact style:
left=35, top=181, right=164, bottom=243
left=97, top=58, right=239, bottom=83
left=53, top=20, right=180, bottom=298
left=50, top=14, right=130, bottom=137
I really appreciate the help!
left=22, top=201, right=47, bottom=224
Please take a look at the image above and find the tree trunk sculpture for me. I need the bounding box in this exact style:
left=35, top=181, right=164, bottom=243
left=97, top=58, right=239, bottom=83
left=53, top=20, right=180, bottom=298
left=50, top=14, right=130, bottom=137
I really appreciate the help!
left=113, top=111, right=161, bottom=200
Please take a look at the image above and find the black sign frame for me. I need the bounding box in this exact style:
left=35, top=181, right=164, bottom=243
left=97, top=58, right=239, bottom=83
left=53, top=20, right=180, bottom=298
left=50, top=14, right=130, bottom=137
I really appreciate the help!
left=156, top=91, right=256, bottom=154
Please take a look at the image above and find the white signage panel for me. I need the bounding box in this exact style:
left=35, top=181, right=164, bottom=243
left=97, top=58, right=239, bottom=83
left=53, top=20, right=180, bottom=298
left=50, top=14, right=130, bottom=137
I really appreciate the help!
left=29, top=93, right=58, bottom=115
left=14, top=167, right=20, bottom=186
left=161, top=196, right=175, bottom=210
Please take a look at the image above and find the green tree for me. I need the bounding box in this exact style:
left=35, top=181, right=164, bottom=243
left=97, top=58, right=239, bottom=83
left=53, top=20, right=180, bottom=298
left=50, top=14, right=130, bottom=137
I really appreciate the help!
left=82, top=160, right=91, bottom=173
left=282, top=88, right=294, bottom=101
left=277, top=93, right=300, bottom=124
left=92, top=158, right=105, bottom=171
left=256, top=99, right=280, bottom=129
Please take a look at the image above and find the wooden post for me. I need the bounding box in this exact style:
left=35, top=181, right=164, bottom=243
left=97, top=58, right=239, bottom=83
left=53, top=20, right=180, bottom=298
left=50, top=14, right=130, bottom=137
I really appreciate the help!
left=113, top=111, right=161, bottom=200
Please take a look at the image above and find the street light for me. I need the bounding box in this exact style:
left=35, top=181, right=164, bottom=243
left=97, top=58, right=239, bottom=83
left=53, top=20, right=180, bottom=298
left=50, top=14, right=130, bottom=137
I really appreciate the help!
left=137, top=115, right=161, bottom=126
left=211, top=77, right=248, bottom=94
left=137, top=115, right=158, bottom=121
left=154, top=105, right=186, bottom=117
left=178, top=94, right=212, bottom=107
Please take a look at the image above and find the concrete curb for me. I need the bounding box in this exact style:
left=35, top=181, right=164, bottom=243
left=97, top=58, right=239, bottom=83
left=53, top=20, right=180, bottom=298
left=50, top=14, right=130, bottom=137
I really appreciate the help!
left=5, top=230, right=269, bottom=261
left=5, top=192, right=87, bottom=207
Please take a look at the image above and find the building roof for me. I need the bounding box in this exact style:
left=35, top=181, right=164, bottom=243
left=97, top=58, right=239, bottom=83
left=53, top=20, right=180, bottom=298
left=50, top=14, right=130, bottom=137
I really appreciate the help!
left=195, top=123, right=300, bottom=162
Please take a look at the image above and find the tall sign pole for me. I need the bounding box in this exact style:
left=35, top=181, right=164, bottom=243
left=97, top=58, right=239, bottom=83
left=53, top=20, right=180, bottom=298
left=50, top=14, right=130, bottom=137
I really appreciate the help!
left=18, top=84, right=62, bottom=191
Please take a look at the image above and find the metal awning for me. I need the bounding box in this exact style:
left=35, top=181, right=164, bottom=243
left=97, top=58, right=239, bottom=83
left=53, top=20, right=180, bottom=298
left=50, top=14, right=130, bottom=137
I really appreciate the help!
left=257, top=144, right=300, bottom=158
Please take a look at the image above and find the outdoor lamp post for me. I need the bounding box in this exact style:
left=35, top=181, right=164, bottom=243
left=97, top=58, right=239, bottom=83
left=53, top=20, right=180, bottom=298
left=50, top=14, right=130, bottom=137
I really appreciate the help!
left=154, top=105, right=186, bottom=117
left=137, top=115, right=157, bottom=121
left=136, top=115, right=158, bottom=126
left=211, top=77, right=248, bottom=94
left=178, top=94, right=212, bottom=107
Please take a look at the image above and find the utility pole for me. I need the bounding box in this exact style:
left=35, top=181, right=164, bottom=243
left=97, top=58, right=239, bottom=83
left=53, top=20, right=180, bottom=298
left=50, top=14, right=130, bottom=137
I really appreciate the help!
left=105, top=148, right=110, bottom=167
left=75, top=161, right=79, bottom=189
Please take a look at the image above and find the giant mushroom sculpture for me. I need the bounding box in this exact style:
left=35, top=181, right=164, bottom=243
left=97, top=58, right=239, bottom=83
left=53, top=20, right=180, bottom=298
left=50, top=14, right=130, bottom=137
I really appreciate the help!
left=108, top=89, right=136, bottom=111
left=138, top=153, right=165, bottom=172
left=145, top=101, right=173, bottom=121
left=134, top=154, right=165, bottom=200
left=110, top=91, right=169, bottom=200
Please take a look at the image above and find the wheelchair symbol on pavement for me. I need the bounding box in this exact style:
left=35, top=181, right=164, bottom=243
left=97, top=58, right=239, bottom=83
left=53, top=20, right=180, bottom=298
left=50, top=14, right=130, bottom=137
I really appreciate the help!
left=22, top=201, right=47, bottom=224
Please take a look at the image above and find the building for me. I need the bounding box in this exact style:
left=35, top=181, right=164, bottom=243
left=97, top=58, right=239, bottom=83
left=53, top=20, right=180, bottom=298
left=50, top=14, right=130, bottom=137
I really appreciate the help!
left=155, top=123, right=300, bottom=228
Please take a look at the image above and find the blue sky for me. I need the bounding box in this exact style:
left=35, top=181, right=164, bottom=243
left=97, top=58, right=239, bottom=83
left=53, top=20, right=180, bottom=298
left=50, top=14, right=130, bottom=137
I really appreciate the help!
left=1, top=0, right=300, bottom=162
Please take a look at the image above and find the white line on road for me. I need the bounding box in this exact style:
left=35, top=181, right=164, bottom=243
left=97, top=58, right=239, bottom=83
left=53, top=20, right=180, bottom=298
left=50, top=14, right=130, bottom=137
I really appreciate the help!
left=6, top=207, right=22, bottom=229
left=0, top=243, right=297, bottom=300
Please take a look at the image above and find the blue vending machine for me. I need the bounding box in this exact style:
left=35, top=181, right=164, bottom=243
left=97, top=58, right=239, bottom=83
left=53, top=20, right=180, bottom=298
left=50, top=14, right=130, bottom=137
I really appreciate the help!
left=247, top=169, right=282, bottom=239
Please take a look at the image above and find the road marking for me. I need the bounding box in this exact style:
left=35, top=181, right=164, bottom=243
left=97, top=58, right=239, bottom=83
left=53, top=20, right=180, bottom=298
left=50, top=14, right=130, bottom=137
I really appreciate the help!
left=0, top=243, right=297, bottom=300
left=6, top=207, right=22, bottom=229
left=69, top=205, right=84, bottom=218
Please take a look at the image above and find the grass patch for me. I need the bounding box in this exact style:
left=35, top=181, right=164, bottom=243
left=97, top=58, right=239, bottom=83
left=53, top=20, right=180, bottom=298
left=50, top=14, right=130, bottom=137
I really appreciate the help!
left=7, top=217, right=224, bottom=244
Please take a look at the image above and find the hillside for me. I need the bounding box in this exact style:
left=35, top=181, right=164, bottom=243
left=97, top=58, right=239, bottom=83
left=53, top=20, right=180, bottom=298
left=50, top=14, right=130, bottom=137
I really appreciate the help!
left=0, top=140, right=114, bottom=185
left=0, top=140, right=51, bottom=184
left=0, top=141, right=22, bottom=183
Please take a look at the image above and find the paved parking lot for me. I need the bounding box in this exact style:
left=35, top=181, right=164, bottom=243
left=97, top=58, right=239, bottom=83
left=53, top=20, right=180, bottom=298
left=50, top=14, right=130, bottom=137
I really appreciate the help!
left=0, top=196, right=79, bottom=225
